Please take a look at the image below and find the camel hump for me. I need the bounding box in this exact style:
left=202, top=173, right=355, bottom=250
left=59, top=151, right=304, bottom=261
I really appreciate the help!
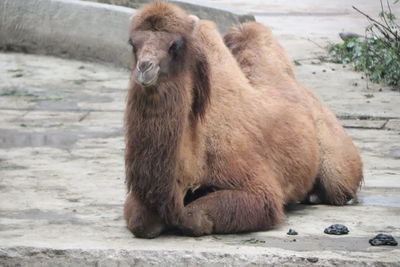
left=131, top=2, right=196, bottom=35
left=224, top=21, right=296, bottom=82
left=224, top=22, right=274, bottom=50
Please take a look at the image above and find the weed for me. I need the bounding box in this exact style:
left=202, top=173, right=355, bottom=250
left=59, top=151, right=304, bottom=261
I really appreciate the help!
left=328, top=0, right=400, bottom=89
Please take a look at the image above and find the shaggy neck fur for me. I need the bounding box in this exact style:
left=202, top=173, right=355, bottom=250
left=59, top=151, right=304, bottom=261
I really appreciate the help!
left=125, top=77, right=191, bottom=221
left=125, top=2, right=211, bottom=225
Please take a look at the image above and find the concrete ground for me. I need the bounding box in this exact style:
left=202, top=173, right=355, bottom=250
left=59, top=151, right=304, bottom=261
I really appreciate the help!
left=1, top=0, right=400, bottom=266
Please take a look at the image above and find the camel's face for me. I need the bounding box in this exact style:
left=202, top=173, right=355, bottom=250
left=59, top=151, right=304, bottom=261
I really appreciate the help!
left=129, top=31, right=185, bottom=88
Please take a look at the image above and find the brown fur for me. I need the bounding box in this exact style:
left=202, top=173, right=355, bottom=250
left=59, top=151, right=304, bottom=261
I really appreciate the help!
left=224, top=22, right=363, bottom=205
left=125, top=3, right=210, bottom=225
left=224, top=22, right=296, bottom=89
left=124, top=3, right=363, bottom=238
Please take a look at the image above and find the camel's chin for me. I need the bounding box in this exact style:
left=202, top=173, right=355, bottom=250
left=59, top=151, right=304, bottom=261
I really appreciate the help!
left=136, top=76, right=158, bottom=89
left=135, top=68, right=160, bottom=88
left=142, top=80, right=157, bottom=88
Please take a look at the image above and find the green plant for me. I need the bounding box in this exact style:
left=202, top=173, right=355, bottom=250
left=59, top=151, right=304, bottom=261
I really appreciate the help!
left=328, top=0, right=400, bottom=88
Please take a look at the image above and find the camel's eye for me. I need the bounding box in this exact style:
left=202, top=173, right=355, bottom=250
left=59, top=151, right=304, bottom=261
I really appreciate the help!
left=128, top=39, right=136, bottom=53
left=169, top=38, right=185, bottom=58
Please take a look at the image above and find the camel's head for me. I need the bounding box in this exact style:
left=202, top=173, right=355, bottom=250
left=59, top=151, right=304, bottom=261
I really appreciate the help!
left=129, top=3, right=210, bottom=118
left=129, top=3, right=199, bottom=88
left=128, top=30, right=185, bottom=87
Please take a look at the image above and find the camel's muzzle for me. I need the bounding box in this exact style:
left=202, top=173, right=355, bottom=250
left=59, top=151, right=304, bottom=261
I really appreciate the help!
left=135, top=60, right=160, bottom=87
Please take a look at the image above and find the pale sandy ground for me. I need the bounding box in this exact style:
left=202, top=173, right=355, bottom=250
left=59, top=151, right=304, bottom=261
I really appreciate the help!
left=0, top=0, right=399, bottom=266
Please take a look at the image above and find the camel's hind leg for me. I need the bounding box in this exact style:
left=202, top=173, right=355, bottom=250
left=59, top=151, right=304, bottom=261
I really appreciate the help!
left=307, top=116, right=363, bottom=205
left=179, top=178, right=284, bottom=236
left=179, top=189, right=284, bottom=236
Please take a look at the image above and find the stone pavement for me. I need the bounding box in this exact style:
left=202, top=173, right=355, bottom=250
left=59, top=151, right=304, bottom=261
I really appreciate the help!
left=1, top=1, right=400, bottom=266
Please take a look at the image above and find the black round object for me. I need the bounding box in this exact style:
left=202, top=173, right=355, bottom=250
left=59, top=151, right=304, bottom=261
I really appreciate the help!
left=369, top=234, right=398, bottom=246
left=287, top=229, right=298, bottom=235
left=324, top=224, right=349, bottom=235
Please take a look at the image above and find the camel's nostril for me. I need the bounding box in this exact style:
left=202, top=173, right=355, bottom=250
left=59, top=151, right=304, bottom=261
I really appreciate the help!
left=135, top=63, right=160, bottom=87
left=137, top=60, right=154, bottom=73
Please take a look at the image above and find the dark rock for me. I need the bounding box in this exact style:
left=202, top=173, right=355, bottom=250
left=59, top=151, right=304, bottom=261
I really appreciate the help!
left=287, top=229, right=298, bottom=235
left=307, top=257, right=319, bottom=263
left=324, top=224, right=349, bottom=235
left=369, top=234, right=398, bottom=246
left=339, top=32, right=363, bottom=41
left=294, top=60, right=301, bottom=66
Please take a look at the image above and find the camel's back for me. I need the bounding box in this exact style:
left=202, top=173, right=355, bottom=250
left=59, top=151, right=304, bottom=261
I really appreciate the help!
left=194, top=21, right=320, bottom=202
left=222, top=22, right=362, bottom=202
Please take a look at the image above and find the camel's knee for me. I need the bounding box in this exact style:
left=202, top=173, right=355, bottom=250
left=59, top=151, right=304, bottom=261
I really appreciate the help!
left=124, top=194, right=165, bottom=239
left=315, top=120, right=363, bottom=205
left=321, top=187, right=355, bottom=205
left=309, top=174, right=360, bottom=206
left=126, top=215, right=164, bottom=239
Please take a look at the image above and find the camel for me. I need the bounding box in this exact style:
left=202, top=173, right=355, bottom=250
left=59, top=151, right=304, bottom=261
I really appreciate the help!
left=124, top=3, right=363, bottom=238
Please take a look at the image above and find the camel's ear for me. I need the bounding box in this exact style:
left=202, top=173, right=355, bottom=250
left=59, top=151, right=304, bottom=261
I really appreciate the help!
left=188, top=14, right=199, bottom=30
left=191, top=49, right=210, bottom=120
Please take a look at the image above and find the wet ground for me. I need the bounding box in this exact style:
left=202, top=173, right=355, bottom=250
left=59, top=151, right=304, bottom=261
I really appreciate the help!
left=1, top=0, right=400, bottom=265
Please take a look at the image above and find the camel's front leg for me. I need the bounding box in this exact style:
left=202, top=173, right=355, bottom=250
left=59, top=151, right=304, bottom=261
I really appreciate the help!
left=179, top=189, right=283, bottom=236
left=124, top=193, right=166, bottom=238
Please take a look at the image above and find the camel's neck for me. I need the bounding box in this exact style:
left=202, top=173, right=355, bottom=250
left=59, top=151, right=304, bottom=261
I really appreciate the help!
left=125, top=81, right=190, bottom=221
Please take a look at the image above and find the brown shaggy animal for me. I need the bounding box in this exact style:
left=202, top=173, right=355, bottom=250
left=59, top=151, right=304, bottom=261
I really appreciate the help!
left=124, top=3, right=363, bottom=238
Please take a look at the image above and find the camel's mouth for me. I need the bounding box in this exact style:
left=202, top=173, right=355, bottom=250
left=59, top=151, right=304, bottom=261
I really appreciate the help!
left=135, top=65, right=160, bottom=87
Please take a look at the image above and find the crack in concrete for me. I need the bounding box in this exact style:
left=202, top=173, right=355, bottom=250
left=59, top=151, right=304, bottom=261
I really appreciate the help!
left=78, top=111, right=91, bottom=122
left=337, top=115, right=400, bottom=120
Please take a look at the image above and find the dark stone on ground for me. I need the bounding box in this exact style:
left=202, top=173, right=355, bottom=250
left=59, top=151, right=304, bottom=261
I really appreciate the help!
left=307, top=257, right=319, bottom=263
left=369, top=234, right=398, bottom=246
left=287, top=229, right=298, bottom=235
left=324, top=224, right=349, bottom=235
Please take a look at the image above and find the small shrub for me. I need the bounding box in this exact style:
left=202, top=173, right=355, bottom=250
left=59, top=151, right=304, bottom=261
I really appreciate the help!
left=328, top=0, right=400, bottom=88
